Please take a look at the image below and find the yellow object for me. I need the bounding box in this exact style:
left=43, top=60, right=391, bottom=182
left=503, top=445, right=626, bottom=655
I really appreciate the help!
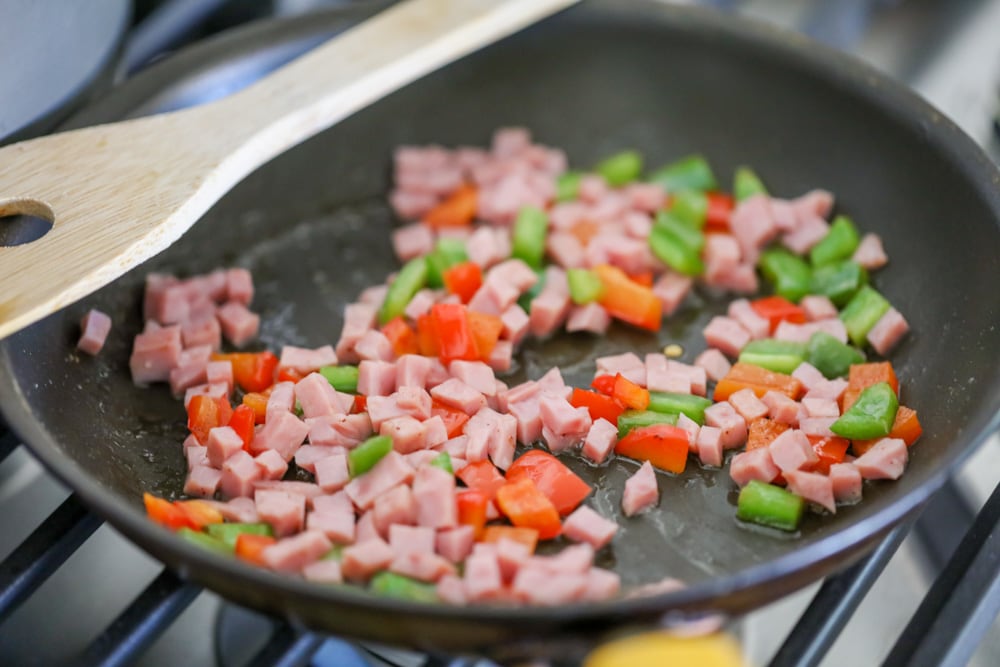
left=664, top=344, right=684, bottom=358
left=585, top=633, right=746, bottom=667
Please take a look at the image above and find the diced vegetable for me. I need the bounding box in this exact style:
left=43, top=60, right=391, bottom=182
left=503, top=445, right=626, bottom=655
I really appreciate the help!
left=213, top=351, right=278, bottom=393
left=705, top=192, right=735, bottom=230
left=612, top=373, right=650, bottom=411
left=431, top=303, right=478, bottom=364
left=242, top=392, right=269, bottom=424
left=511, top=206, right=549, bottom=269
left=505, top=450, right=591, bottom=516
left=569, top=387, right=624, bottom=424
left=455, top=460, right=505, bottom=499
left=737, top=480, right=805, bottom=531
left=669, top=190, right=708, bottom=228
left=841, top=361, right=899, bottom=411
left=590, top=374, right=617, bottom=396
left=746, top=418, right=791, bottom=451
left=810, top=215, right=860, bottom=267
left=750, top=295, right=807, bottom=333
left=381, top=316, right=419, bottom=357
left=594, top=264, right=662, bottom=331
left=839, top=286, right=892, bottom=347
left=852, top=405, right=922, bottom=455
left=370, top=571, right=439, bottom=602
left=495, top=478, right=562, bottom=540
left=319, top=365, right=359, bottom=393
left=234, top=533, right=276, bottom=566
left=431, top=399, right=471, bottom=439
left=442, top=261, right=483, bottom=303
left=348, top=435, right=393, bottom=478
left=480, top=526, right=539, bottom=553
left=228, top=404, right=256, bottom=450
left=467, top=311, right=504, bottom=360
left=806, top=435, right=850, bottom=475
left=614, top=424, right=689, bottom=474
left=713, top=362, right=803, bottom=401
left=175, top=499, right=224, bottom=530
left=379, top=256, right=428, bottom=325
left=810, top=260, right=868, bottom=307
left=423, top=183, right=477, bottom=228
left=646, top=391, right=714, bottom=425
left=456, top=489, right=489, bottom=537
left=649, top=212, right=705, bottom=276
left=177, top=527, right=232, bottom=555
left=830, top=382, right=899, bottom=440
left=144, top=493, right=193, bottom=531
left=649, top=154, right=718, bottom=192
left=556, top=170, right=583, bottom=202
left=733, top=166, right=768, bottom=201
left=595, top=150, right=643, bottom=186
left=206, top=522, right=274, bottom=549
left=759, top=249, right=812, bottom=303
left=566, top=268, right=605, bottom=305
left=805, top=331, right=865, bottom=379
left=187, top=394, right=233, bottom=445
left=739, top=339, right=808, bottom=375
left=429, top=451, right=454, bottom=475
left=617, top=410, right=679, bottom=439
left=425, top=237, right=468, bottom=288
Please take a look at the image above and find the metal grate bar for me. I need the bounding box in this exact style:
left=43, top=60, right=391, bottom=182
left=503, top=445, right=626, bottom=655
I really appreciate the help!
left=0, top=494, right=102, bottom=625
left=0, top=430, right=18, bottom=463
left=768, top=520, right=913, bottom=667
left=883, top=479, right=1000, bottom=667
left=910, top=478, right=975, bottom=576
left=77, top=568, right=201, bottom=667
left=247, top=625, right=322, bottom=667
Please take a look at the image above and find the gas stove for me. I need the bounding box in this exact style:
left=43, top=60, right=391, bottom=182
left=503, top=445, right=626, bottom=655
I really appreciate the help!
left=1, top=1, right=998, bottom=665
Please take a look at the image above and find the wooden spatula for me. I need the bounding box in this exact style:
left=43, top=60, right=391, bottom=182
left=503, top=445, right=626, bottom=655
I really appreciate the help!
left=0, top=0, right=577, bottom=341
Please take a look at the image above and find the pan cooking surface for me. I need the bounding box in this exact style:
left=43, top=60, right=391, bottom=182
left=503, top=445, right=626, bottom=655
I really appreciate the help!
left=1, top=0, right=999, bottom=651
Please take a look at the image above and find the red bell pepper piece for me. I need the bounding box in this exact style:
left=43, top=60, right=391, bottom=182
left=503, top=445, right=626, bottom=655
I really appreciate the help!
left=235, top=533, right=276, bottom=566
left=381, top=316, right=420, bottom=357
left=423, top=183, right=477, bottom=228
left=495, top=478, right=562, bottom=540
left=443, top=261, right=483, bottom=304
left=594, top=264, right=662, bottom=331
left=746, top=417, right=791, bottom=451
left=705, top=192, right=734, bottom=230
left=456, top=460, right=505, bottom=500
left=713, top=362, right=804, bottom=402
left=415, top=313, right=440, bottom=357
left=612, top=373, right=650, bottom=411
left=467, top=311, right=503, bottom=360
left=480, top=526, right=539, bottom=553
left=352, top=395, right=367, bottom=414
left=431, top=398, right=470, bottom=438
left=614, top=423, right=689, bottom=474
left=277, top=367, right=304, bottom=383
left=212, top=351, right=279, bottom=393
left=590, top=374, right=617, bottom=396
left=431, top=303, right=478, bottom=364
left=242, top=392, right=269, bottom=424
left=456, top=489, right=489, bottom=538
left=841, top=361, right=900, bottom=411
left=750, top=296, right=807, bottom=333
left=143, top=493, right=192, bottom=531
left=187, top=394, right=234, bottom=445
left=805, top=435, right=850, bottom=475
left=228, top=404, right=256, bottom=450
left=505, top=450, right=591, bottom=516
left=569, top=387, right=625, bottom=424
left=174, top=499, right=224, bottom=530
left=852, top=405, right=922, bottom=455
left=627, top=271, right=654, bottom=288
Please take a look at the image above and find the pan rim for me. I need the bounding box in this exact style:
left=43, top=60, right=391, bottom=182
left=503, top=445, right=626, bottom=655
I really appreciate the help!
left=3, top=0, right=1000, bottom=641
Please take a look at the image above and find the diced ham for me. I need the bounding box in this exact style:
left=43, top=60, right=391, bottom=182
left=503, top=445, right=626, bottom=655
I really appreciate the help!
left=511, top=568, right=587, bottom=606
left=792, top=362, right=826, bottom=391
left=650, top=271, right=693, bottom=316
left=307, top=413, right=373, bottom=448
left=183, top=382, right=228, bottom=409
left=802, top=397, right=840, bottom=418
left=388, top=523, right=435, bottom=557
left=220, top=450, right=261, bottom=498
left=344, top=451, right=415, bottom=510
left=249, top=410, right=309, bottom=462
left=729, top=447, right=780, bottom=487
left=775, top=319, right=848, bottom=344
left=184, top=465, right=222, bottom=498
left=392, top=222, right=435, bottom=261
left=829, top=462, right=863, bottom=504
left=507, top=398, right=542, bottom=445
left=314, top=452, right=350, bottom=493
left=499, top=304, right=531, bottom=345
left=784, top=469, right=836, bottom=513
left=204, top=426, right=243, bottom=467
left=380, top=416, right=427, bottom=454
left=186, top=445, right=208, bottom=470
left=463, top=550, right=503, bottom=602
left=799, top=417, right=838, bottom=438
left=216, top=301, right=259, bottom=348
left=303, top=559, right=343, bottom=584
left=449, top=361, right=496, bottom=396
left=294, top=372, right=352, bottom=420
left=622, top=461, right=658, bottom=517
left=696, top=426, right=724, bottom=467
left=130, top=325, right=182, bottom=385
left=422, top=415, right=449, bottom=449
left=395, top=354, right=432, bottom=390
left=390, top=550, right=456, bottom=583
left=762, top=390, right=801, bottom=425
left=800, top=295, right=838, bottom=322
left=180, top=315, right=221, bottom=351
left=728, top=299, right=770, bottom=340
left=562, top=506, right=618, bottom=549
left=625, top=182, right=667, bottom=212
left=355, top=511, right=379, bottom=543
left=279, top=345, right=337, bottom=374
left=307, top=492, right=356, bottom=544
left=341, top=538, right=394, bottom=581
left=335, top=303, right=377, bottom=364
left=169, top=362, right=208, bottom=396
left=529, top=267, right=571, bottom=338
left=357, top=360, right=397, bottom=397
left=254, top=480, right=323, bottom=502
left=486, top=340, right=514, bottom=373
left=728, top=388, right=769, bottom=422
left=207, top=496, right=258, bottom=523
left=412, top=465, right=457, bottom=529
left=77, top=309, right=112, bottom=355
left=703, top=402, right=748, bottom=449
left=582, top=418, right=617, bottom=464
left=768, top=429, right=819, bottom=472
left=224, top=268, right=253, bottom=305
left=604, top=235, right=655, bottom=275
left=804, top=378, right=849, bottom=401
left=853, top=232, right=888, bottom=270
left=539, top=394, right=592, bottom=453
left=261, top=531, right=331, bottom=573
left=354, top=330, right=394, bottom=362
left=730, top=194, right=779, bottom=259
left=782, top=214, right=829, bottom=254
left=854, top=438, right=908, bottom=480
left=595, top=352, right=645, bottom=385
left=582, top=567, right=621, bottom=602
left=255, top=489, right=306, bottom=538
left=205, top=360, right=233, bottom=394
left=430, top=378, right=487, bottom=415
left=405, top=450, right=439, bottom=469
left=566, top=303, right=611, bottom=334
left=867, top=308, right=909, bottom=356
left=702, top=316, right=751, bottom=358
left=703, top=232, right=742, bottom=282
left=694, top=348, right=732, bottom=383
left=436, top=574, right=466, bottom=605
left=546, top=231, right=586, bottom=269
left=676, top=413, right=700, bottom=452
left=466, top=226, right=510, bottom=270
left=436, top=525, right=475, bottom=564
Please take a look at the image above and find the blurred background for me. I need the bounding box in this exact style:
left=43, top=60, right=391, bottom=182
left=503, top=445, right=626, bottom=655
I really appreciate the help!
left=1, top=0, right=998, bottom=665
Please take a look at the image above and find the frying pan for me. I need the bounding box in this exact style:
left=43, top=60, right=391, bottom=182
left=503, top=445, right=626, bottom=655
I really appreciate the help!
left=2, top=0, right=999, bottom=659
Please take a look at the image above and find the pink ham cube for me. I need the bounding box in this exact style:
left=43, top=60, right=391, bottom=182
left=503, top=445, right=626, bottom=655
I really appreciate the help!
left=704, top=402, right=748, bottom=449
left=729, top=448, right=780, bottom=487
left=622, top=461, right=658, bottom=517
left=702, top=316, right=751, bottom=358
left=373, top=484, right=417, bottom=535
left=696, top=426, right=724, bottom=467
left=255, top=489, right=306, bottom=538
left=783, top=469, right=836, bottom=513
left=77, top=309, right=112, bottom=355
left=254, top=449, right=288, bottom=481
left=261, top=531, right=331, bottom=573
left=314, top=452, right=350, bottom=493
left=768, top=429, right=819, bottom=472
left=219, top=450, right=261, bottom=498
left=184, top=465, right=221, bottom=498
left=562, top=506, right=618, bottom=549
left=694, top=348, right=732, bottom=383
left=854, top=438, right=908, bottom=480
left=341, top=538, right=394, bottom=582
left=582, top=418, right=618, bottom=464
left=728, top=388, right=769, bottom=421
left=216, top=301, right=259, bottom=348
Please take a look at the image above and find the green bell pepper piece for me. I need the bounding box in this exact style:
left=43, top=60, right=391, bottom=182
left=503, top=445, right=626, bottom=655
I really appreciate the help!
left=737, top=480, right=805, bottom=532
left=759, top=248, right=812, bottom=303
left=839, top=285, right=891, bottom=346
left=646, top=391, right=713, bottom=425
left=649, top=154, right=718, bottom=192
left=595, top=150, right=643, bottom=186
left=566, top=268, right=604, bottom=305
left=809, top=260, right=868, bottom=307
left=668, top=190, right=708, bottom=229
left=206, top=522, right=274, bottom=549
left=733, top=166, right=768, bottom=201
left=810, top=215, right=860, bottom=267
left=177, top=527, right=233, bottom=555
left=370, top=571, right=439, bottom=603
left=320, top=365, right=359, bottom=393
left=378, top=256, right=428, bottom=325
left=429, top=451, right=454, bottom=475
left=425, top=237, right=468, bottom=288
left=830, top=382, right=898, bottom=440
left=512, top=206, right=549, bottom=269
left=805, top=331, right=865, bottom=379
left=617, top=410, right=679, bottom=439
left=556, top=170, right=583, bottom=202
left=348, top=435, right=393, bottom=478
left=649, top=212, right=705, bottom=276
left=516, top=269, right=546, bottom=312
left=738, top=339, right=808, bottom=375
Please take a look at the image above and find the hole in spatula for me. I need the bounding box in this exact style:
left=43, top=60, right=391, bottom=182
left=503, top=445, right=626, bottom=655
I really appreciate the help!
left=0, top=198, right=54, bottom=247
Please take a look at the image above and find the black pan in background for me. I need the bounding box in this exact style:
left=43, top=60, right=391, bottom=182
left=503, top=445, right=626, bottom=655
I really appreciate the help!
left=2, top=0, right=999, bottom=659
